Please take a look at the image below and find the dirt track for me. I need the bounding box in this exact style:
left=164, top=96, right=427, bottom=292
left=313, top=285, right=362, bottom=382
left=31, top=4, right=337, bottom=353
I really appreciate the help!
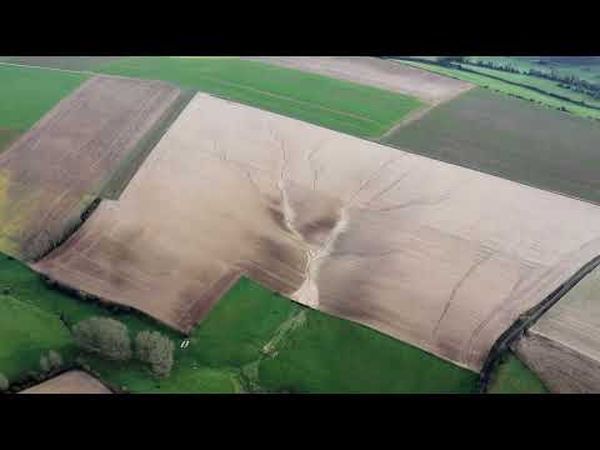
left=34, top=93, right=600, bottom=371
left=516, top=266, right=600, bottom=392
left=21, top=370, right=112, bottom=394
left=248, top=57, right=474, bottom=104
left=0, top=76, right=181, bottom=260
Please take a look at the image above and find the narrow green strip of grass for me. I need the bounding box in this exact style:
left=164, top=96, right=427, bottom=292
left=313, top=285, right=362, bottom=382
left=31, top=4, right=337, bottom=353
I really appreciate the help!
left=488, top=353, right=548, bottom=394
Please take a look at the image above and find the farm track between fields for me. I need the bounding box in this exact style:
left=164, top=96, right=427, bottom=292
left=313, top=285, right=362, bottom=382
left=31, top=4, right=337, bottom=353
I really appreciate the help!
left=479, top=254, right=600, bottom=392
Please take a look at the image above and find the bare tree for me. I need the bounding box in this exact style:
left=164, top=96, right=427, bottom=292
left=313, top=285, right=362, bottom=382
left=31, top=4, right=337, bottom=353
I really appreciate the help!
left=40, top=354, right=51, bottom=373
left=73, top=317, right=132, bottom=360
left=0, top=373, right=8, bottom=392
left=48, top=350, right=63, bottom=370
left=135, top=331, right=175, bottom=378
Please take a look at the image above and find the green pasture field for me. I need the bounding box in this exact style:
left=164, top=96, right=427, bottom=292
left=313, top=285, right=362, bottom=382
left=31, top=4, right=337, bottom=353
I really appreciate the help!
left=0, top=64, right=87, bottom=135
left=384, top=87, right=600, bottom=204
left=0, top=254, right=478, bottom=393
left=0, top=252, right=182, bottom=388
left=84, top=277, right=479, bottom=393
left=93, top=57, right=422, bottom=138
left=487, top=352, right=548, bottom=394
left=258, top=307, right=478, bottom=393
left=0, top=294, right=74, bottom=382
left=396, top=59, right=600, bottom=120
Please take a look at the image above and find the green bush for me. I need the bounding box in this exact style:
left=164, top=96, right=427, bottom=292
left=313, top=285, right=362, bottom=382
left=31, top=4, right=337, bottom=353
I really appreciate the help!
left=40, top=354, right=50, bottom=372
left=135, top=331, right=175, bottom=378
left=48, top=350, right=63, bottom=370
left=73, top=317, right=132, bottom=360
left=0, top=373, right=9, bottom=392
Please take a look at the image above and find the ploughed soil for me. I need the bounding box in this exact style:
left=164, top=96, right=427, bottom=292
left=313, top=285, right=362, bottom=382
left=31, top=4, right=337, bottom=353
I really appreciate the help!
left=0, top=75, right=182, bottom=260
left=20, top=370, right=112, bottom=394
left=249, top=57, right=474, bottom=104
left=515, top=267, right=600, bottom=392
left=33, top=93, right=600, bottom=371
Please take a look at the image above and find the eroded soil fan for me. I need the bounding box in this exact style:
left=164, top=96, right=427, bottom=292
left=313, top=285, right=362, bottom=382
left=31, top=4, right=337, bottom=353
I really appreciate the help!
left=1, top=56, right=599, bottom=394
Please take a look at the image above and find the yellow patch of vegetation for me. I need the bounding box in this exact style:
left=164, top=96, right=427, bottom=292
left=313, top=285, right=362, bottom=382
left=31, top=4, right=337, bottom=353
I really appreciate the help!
left=0, top=171, right=21, bottom=255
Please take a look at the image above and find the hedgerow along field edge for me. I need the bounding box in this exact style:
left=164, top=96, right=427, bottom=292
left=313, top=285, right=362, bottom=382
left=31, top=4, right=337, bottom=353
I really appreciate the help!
left=1, top=254, right=480, bottom=393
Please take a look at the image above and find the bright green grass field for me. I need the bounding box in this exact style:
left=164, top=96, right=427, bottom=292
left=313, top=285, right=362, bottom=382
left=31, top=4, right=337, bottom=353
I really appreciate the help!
left=95, top=57, right=422, bottom=138
left=0, top=254, right=478, bottom=393
left=0, top=64, right=87, bottom=132
left=258, top=308, right=478, bottom=393
left=0, top=294, right=74, bottom=382
left=91, top=277, right=477, bottom=394
left=487, top=353, right=548, bottom=394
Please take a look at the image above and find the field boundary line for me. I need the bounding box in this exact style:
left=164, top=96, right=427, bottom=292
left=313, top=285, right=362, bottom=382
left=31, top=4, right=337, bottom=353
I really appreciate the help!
left=196, top=74, right=388, bottom=126
left=378, top=103, right=437, bottom=140
left=0, top=62, right=169, bottom=84
left=479, top=254, right=600, bottom=392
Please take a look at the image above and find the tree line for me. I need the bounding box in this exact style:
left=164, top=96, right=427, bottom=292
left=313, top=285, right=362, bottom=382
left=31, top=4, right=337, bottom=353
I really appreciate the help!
left=447, top=58, right=600, bottom=100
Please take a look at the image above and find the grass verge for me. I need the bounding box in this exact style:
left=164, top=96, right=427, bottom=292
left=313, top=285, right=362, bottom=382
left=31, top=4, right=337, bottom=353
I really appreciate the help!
left=487, top=352, right=548, bottom=394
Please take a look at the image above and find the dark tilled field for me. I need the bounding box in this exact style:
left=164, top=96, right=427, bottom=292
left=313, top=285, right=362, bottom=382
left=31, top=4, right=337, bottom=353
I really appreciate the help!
left=383, top=88, right=600, bottom=204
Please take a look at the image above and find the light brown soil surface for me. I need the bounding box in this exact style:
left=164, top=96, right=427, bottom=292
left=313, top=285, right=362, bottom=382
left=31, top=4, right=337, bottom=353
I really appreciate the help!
left=514, top=331, right=600, bottom=393
left=0, top=76, right=181, bottom=261
left=33, top=93, right=600, bottom=371
left=248, top=57, right=474, bottom=104
left=516, top=267, right=600, bottom=392
left=21, top=370, right=112, bottom=394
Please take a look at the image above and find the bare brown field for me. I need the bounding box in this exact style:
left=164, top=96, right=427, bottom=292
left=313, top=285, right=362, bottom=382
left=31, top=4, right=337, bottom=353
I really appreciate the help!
left=21, top=370, right=112, bottom=394
left=248, top=57, right=474, bottom=104
left=516, top=267, right=600, bottom=392
left=33, top=93, right=600, bottom=371
left=0, top=76, right=181, bottom=260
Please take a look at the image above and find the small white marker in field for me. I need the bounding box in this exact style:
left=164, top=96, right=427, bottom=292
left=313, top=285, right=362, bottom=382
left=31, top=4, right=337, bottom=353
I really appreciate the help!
left=180, top=339, right=190, bottom=349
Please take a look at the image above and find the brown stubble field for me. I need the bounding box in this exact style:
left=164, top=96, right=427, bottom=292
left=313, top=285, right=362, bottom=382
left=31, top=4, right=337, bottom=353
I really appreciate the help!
left=248, top=57, right=474, bottom=104
left=33, top=93, right=600, bottom=371
left=0, top=76, right=181, bottom=261
left=21, top=370, right=112, bottom=394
